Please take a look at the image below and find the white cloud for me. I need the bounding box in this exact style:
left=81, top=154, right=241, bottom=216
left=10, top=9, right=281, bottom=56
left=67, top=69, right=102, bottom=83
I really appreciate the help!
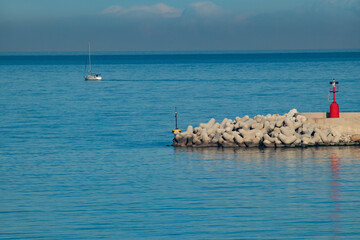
left=101, top=3, right=183, bottom=18
left=101, top=5, right=124, bottom=14
left=182, top=1, right=228, bottom=18
left=188, top=1, right=224, bottom=16
left=101, top=1, right=234, bottom=20
left=326, top=0, right=357, bottom=4
left=331, top=0, right=360, bottom=13
left=307, top=0, right=360, bottom=15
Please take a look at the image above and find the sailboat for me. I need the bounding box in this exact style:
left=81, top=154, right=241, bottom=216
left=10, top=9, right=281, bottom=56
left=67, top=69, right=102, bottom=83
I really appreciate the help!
left=84, top=42, right=102, bottom=81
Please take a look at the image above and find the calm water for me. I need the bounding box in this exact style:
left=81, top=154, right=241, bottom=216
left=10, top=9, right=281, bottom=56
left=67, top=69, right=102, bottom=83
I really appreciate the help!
left=1, top=51, right=360, bottom=239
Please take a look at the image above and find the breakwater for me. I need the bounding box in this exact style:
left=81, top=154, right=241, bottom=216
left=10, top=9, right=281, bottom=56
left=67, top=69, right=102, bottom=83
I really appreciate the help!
left=172, top=109, right=360, bottom=148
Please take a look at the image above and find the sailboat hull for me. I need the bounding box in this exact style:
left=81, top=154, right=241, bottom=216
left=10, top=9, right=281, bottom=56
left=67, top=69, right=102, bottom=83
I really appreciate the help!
left=84, top=42, right=102, bottom=81
left=84, top=75, right=102, bottom=81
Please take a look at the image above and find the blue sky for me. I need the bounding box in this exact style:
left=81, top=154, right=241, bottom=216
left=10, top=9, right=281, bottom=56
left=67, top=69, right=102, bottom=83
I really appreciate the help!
left=0, top=0, right=359, bottom=52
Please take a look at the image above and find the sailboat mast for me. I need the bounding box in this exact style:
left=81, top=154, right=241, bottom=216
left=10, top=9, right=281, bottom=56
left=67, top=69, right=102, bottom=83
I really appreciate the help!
left=88, top=42, right=91, bottom=74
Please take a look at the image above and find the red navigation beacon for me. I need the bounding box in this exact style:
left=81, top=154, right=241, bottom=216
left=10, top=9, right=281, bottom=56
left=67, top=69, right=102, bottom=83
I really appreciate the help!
left=329, top=79, right=339, bottom=118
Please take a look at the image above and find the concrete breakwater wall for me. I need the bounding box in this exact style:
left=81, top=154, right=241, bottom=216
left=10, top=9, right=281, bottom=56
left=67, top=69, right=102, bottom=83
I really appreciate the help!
left=172, top=109, right=360, bottom=148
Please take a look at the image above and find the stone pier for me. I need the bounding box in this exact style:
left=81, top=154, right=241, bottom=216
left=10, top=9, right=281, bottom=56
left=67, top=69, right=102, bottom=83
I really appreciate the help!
left=297, top=112, right=360, bottom=136
left=172, top=110, right=360, bottom=148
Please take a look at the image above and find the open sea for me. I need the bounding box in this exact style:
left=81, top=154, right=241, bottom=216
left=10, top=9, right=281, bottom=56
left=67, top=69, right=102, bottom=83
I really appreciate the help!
left=1, top=51, right=360, bottom=239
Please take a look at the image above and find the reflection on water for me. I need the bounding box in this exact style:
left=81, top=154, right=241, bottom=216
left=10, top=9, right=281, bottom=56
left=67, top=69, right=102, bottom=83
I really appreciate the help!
left=330, top=153, right=341, bottom=240
left=173, top=146, right=360, bottom=239
left=174, top=146, right=360, bottom=163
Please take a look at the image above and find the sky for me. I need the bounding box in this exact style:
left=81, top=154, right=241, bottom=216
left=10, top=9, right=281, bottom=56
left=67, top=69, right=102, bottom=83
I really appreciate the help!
left=0, top=0, right=359, bottom=52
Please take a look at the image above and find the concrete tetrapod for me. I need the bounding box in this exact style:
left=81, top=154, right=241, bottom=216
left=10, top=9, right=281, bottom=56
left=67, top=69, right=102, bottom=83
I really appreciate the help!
left=172, top=109, right=359, bottom=148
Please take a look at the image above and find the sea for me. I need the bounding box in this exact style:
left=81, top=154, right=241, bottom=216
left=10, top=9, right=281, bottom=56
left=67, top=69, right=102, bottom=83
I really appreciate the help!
left=0, top=50, right=360, bottom=239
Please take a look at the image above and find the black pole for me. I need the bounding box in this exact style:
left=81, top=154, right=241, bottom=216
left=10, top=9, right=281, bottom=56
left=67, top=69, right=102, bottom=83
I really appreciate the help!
left=175, top=107, right=178, bottom=129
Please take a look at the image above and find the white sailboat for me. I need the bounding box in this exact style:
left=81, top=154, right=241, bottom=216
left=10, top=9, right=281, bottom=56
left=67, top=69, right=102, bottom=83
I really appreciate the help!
left=84, top=42, right=102, bottom=81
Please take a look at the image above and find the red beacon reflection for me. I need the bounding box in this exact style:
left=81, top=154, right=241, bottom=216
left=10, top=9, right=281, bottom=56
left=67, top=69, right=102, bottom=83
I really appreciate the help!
left=329, top=79, right=339, bottom=118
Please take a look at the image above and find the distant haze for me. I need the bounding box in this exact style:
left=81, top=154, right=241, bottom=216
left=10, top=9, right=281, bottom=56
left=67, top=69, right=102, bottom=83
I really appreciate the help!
left=1, top=0, right=359, bottom=52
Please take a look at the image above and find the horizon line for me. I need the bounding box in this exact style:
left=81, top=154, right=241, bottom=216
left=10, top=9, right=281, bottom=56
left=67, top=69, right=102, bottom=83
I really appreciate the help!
left=1, top=48, right=360, bottom=55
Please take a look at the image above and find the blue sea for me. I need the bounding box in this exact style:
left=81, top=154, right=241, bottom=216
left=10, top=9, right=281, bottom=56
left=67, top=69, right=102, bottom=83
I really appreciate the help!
left=1, top=51, right=360, bottom=239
